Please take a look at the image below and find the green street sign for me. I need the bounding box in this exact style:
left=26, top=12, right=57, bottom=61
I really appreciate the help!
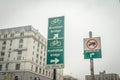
left=48, top=16, right=64, bottom=39
left=83, top=37, right=102, bottom=59
left=46, top=16, right=64, bottom=69
left=47, top=52, right=64, bottom=64
left=84, top=49, right=102, bottom=59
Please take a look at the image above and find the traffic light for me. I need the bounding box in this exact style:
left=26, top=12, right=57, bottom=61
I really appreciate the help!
left=15, top=76, right=18, bottom=80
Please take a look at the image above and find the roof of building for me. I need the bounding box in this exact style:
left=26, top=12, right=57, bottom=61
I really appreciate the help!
left=0, top=25, right=38, bottom=33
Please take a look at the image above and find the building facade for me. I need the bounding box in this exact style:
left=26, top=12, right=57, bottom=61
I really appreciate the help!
left=63, top=75, right=78, bottom=80
left=85, top=71, right=119, bottom=80
left=0, top=25, right=63, bottom=80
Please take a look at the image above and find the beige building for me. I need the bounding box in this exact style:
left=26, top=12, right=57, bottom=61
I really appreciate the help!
left=0, top=25, right=63, bottom=80
left=63, top=75, right=78, bottom=80
left=85, top=71, right=119, bottom=80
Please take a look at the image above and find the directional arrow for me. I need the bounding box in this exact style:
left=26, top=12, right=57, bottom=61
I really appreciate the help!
left=51, top=58, right=59, bottom=64
left=90, top=53, right=95, bottom=58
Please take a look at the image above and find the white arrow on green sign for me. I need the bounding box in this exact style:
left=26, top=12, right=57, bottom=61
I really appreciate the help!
left=51, top=58, right=59, bottom=64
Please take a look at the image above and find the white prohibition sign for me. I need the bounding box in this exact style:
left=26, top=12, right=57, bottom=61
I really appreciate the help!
left=86, top=38, right=98, bottom=50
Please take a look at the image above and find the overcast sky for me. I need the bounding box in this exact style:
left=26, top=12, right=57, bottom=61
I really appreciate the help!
left=0, top=0, right=120, bottom=80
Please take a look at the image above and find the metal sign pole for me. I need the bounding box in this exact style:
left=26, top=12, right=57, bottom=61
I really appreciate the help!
left=53, top=69, right=56, bottom=80
left=89, top=31, right=95, bottom=80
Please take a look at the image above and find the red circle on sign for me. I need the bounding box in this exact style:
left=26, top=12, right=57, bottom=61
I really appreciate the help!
left=86, top=38, right=98, bottom=50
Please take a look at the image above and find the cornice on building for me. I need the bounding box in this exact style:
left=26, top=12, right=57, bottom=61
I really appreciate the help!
left=0, top=26, right=47, bottom=46
left=0, top=25, right=36, bottom=33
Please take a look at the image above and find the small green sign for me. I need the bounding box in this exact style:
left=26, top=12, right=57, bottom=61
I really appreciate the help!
left=84, top=49, right=102, bottom=59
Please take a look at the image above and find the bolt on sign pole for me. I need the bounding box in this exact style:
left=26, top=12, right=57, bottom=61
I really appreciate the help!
left=89, top=31, right=95, bottom=80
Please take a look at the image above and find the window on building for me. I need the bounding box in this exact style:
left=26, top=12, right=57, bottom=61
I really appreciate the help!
left=10, top=40, right=12, bottom=46
left=36, top=59, right=38, bottom=63
left=3, top=41, right=6, bottom=45
left=38, top=78, right=40, bottom=80
left=31, top=65, right=33, bottom=71
left=15, top=64, right=20, bottom=70
left=43, top=58, right=45, bottom=61
left=49, top=72, right=51, bottom=77
left=19, top=45, right=22, bottom=48
left=5, top=63, right=9, bottom=70
left=18, top=51, right=22, bottom=55
left=39, top=68, right=41, bottom=74
left=30, top=76, right=32, bottom=80
left=32, top=57, right=34, bottom=61
left=10, top=40, right=12, bottom=43
left=44, top=53, right=45, bottom=56
left=41, top=45, right=43, bottom=49
left=33, top=52, right=34, bottom=55
left=9, top=48, right=11, bottom=50
left=15, top=76, right=18, bottom=80
left=37, top=49, right=39, bottom=52
left=10, top=33, right=14, bottom=37
left=0, top=58, right=4, bottom=61
left=4, top=34, right=7, bottom=38
left=40, top=62, right=41, bottom=65
left=36, top=54, right=39, bottom=58
left=41, top=51, right=42, bottom=54
left=17, top=56, right=21, bottom=60
left=43, top=63, right=45, bottom=66
left=8, top=52, right=11, bottom=58
left=2, top=47, right=6, bottom=50
left=40, top=56, right=42, bottom=60
left=34, top=77, right=37, bottom=80
left=38, top=43, right=40, bottom=47
left=46, top=71, right=48, bottom=76
left=10, top=43, right=12, bottom=46
left=19, top=39, right=23, bottom=43
left=0, top=65, right=2, bottom=71
left=35, top=66, right=38, bottom=72
left=20, top=32, right=24, bottom=36
left=44, top=46, right=46, bottom=51
left=43, top=69, right=45, bottom=75
left=1, top=52, right=5, bottom=56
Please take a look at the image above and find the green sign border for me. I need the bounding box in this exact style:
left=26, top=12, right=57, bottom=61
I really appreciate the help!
left=84, top=49, right=102, bottom=59
left=47, top=16, right=64, bottom=68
